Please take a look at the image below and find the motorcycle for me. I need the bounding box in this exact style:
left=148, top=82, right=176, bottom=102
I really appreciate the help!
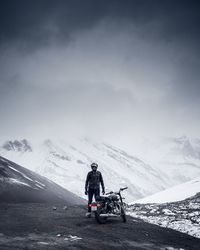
left=89, top=187, right=128, bottom=224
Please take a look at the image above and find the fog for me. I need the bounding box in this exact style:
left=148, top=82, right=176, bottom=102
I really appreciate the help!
left=0, top=0, right=200, bottom=152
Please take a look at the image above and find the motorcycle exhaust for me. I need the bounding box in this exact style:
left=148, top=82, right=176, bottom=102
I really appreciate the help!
left=99, top=213, right=119, bottom=217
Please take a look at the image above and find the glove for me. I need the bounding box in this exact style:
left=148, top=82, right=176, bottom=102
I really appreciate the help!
left=102, top=190, right=105, bottom=195
left=85, top=190, right=88, bottom=195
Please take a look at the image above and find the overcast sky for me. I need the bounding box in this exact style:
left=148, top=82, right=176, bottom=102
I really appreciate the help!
left=0, top=0, right=200, bottom=151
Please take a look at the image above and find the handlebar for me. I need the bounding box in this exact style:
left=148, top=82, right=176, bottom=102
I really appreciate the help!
left=120, top=187, right=128, bottom=191
left=105, top=187, right=128, bottom=195
left=106, top=191, right=113, bottom=195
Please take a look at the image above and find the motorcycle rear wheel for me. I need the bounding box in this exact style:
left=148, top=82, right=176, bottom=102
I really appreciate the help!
left=95, top=208, right=107, bottom=224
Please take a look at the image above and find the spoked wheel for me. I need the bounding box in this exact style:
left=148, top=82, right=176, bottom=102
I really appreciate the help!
left=121, top=207, right=127, bottom=223
left=95, top=207, right=107, bottom=224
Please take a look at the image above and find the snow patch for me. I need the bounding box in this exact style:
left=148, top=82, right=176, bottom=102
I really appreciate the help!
left=127, top=194, right=200, bottom=239
left=131, top=176, right=200, bottom=204
left=35, top=180, right=45, bottom=187
left=64, top=235, right=82, bottom=241
left=38, top=242, right=49, bottom=245
left=8, top=178, right=32, bottom=187
left=35, top=184, right=44, bottom=189
left=8, top=166, right=34, bottom=182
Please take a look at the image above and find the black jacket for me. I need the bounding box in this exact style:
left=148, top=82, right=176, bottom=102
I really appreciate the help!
left=85, top=170, right=105, bottom=191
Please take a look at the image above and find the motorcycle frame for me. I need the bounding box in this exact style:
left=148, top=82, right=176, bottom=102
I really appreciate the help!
left=96, top=187, right=127, bottom=214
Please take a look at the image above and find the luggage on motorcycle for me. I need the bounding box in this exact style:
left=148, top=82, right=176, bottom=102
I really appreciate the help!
left=109, top=194, right=119, bottom=201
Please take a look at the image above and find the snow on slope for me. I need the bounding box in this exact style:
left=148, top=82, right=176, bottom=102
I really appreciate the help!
left=131, top=177, right=200, bottom=204
left=0, top=138, right=170, bottom=202
left=139, top=136, right=200, bottom=185
left=1, top=136, right=200, bottom=203
left=0, top=156, right=85, bottom=204
left=127, top=193, right=200, bottom=238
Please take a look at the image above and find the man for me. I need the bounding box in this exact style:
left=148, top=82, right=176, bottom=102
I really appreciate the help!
left=85, top=162, right=105, bottom=217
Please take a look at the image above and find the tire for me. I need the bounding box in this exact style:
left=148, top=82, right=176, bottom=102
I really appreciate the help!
left=121, top=207, right=127, bottom=223
left=95, top=207, right=107, bottom=224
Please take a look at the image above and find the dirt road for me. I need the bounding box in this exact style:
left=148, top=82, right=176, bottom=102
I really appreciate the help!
left=0, top=203, right=199, bottom=250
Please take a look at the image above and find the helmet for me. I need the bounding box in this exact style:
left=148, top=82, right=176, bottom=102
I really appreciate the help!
left=91, top=162, right=98, bottom=169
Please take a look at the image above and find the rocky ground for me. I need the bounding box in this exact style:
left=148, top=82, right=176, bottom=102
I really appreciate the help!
left=0, top=203, right=200, bottom=250
left=127, top=193, right=200, bottom=239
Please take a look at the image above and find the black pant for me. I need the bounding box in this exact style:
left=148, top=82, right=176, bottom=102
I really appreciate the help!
left=88, top=188, right=100, bottom=212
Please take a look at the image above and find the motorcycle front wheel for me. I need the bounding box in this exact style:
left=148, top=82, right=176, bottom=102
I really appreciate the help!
left=95, top=207, right=107, bottom=224
left=121, top=207, right=127, bottom=223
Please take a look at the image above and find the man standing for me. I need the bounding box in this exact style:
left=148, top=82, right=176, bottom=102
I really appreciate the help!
left=85, top=162, right=105, bottom=217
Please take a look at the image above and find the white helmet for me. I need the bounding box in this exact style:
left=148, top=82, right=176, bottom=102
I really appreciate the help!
left=91, top=162, right=98, bottom=169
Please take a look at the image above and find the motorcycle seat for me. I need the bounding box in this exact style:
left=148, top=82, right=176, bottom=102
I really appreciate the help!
left=96, top=195, right=111, bottom=202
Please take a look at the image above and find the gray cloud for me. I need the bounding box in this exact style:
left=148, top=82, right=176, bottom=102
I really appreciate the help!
left=0, top=0, right=200, bottom=151
left=1, top=1, right=199, bottom=47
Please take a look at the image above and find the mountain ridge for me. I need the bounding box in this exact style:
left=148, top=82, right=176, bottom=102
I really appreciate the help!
left=0, top=155, right=85, bottom=204
left=1, top=136, right=200, bottom=202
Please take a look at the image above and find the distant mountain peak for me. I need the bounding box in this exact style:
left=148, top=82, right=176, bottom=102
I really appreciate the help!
left=2, top=139, right=32, bottom=152
left=170, top=136, right=199, bottom=159
left=173, top=135, right=189, bottom=143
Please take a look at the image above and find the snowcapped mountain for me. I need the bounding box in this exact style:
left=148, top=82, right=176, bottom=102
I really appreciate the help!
left=1, top=136, right=200, bottom=203
left=131, top=176, right=200, bottom=204
left=138, top=136, right=200, bottom=185
left=2, top=139, right=32, bottom=152
left=0, top=156, right=85, bottom=204
left=0, top=138, right=170, bottom=202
